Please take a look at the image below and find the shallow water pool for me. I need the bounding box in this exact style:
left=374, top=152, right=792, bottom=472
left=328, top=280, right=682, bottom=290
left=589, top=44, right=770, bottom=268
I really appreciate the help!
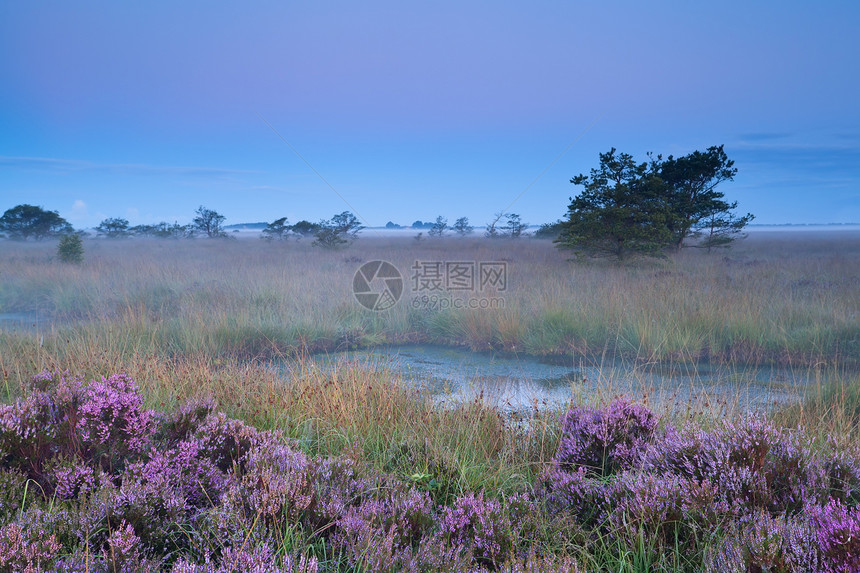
left=302, top=345, right=809, bottom=416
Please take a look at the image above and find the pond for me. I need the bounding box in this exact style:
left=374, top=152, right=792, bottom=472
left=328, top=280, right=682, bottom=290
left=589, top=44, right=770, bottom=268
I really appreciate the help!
left=0, top=312, right=50, bottom=334
left=301, top=345, right=809, bottom=416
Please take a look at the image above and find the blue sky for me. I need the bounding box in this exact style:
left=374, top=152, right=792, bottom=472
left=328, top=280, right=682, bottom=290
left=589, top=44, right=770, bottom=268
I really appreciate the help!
left=1, top=1, right=858, bottom=228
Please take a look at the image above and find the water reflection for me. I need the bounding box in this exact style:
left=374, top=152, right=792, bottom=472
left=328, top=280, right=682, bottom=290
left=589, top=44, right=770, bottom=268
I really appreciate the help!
left=306, top=345, right=808, bottom=415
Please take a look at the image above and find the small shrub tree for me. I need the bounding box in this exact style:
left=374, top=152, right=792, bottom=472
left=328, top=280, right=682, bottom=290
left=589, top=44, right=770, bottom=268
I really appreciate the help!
left=192, top=206, right=227, bottom=238
left=556, top=146, right=752, bottom=260
left=57, top=233, right=84, bottom=263
left=261, top=217, right=291, bottom=241
left=428, top=216, right=448, bottom=237
left=452, top=217, right=474, bottom=236
left=312, top=211, right=363, bottom=249
left=502, top=213, right=528, bottom=238
left=485, top=213, right=504, bottom=238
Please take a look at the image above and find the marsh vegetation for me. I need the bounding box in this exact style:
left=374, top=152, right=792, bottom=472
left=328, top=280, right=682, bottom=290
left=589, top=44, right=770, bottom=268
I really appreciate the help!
left=1, top=231, right=859, bottom=571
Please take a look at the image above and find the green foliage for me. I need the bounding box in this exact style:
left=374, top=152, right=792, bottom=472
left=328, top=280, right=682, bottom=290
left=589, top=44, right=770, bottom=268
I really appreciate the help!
left=95, top=217, right=131, bottom=239
left=556, top=149, right=673, bottom=260
left=502, top=213, right=528, bottom=238
left=486, top=212, right=527, bottom=238
left=130, top=221, right=191, bottom=238
left=534, top=220, right=565, bottom=239
left=261, top=217, right=291, bottom=241
left=655, top=145, right=752, bottom=250
left=556, top=146, right=752, bottom=260
left=0, top=204, right=72, bottom=240
left=192, top=205, right=227, bottom=238
left=453, top=217, right=474, bottom=236
left=428, top=216, right=448, bottom=237
left=312, top=211, right=363, bottom=249
left=291, top=220, right=322, bottom=238
left=57, top=233, right=84, bottom=264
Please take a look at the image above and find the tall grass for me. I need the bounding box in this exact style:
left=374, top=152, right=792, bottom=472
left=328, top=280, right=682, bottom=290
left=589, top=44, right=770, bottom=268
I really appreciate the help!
left=2, top=232, right=858, bottom=366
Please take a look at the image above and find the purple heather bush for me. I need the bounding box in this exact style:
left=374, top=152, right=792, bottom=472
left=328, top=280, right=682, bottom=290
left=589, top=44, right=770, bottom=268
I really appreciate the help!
left=240, top=440, right=317, bottom=523
left=192, top=411, right=264, bottom=473
left=77, top=373, right=154, bottom=464
left=808, top=498, right=860, bottom=573
left=823, top=449, right=860, bottom=506
left=439, top=491, right=513, bottom=568
left=604, top=471, right=687, bottom=551
left=0, top=371, right=85, bottom=487
left=537, top=465, right=605, bottom=529
left=169, top=546, right=319, bottom=573
left=50, top=458, right=98, bottom=499
left=0, top=522, right=62, bottom=572
left=555, top=398, right=658, bottom=477
left=640, top=415, right=854, bottom=518
left=7, top=370, right=860, bottom=572
left=705, top=511, right=820, bottom=573
left=336, top=488, right=435, bottom=560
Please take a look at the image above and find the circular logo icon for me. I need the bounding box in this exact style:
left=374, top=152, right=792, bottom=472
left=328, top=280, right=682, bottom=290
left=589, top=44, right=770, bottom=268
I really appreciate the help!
left=353, top=260, right=403, bottom=311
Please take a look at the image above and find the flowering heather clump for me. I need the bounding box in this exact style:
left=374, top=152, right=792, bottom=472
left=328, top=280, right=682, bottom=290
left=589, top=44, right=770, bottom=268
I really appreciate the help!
left=78, top=373, right=154, bottom=462
left=0, top=371, right=85, bottom=485
left=642, top=416, right=841, bottom=517
left=0, top=522, right=61, bottom=572
left=0, top=371, right=156, bottom=490
left=604, top=471, right=687, bottom=552
left=130, top=439, right=224, bottom=508
left=0, top=470, right=27, bottom=521
left=154, top=398, right=218, bottom=446
left=104, top=521, right=144, bottom=571
left=808, top=498, right=860, bottom=573
left=336, top=488, right=435, bottom=561
left=192, top=411, right=263, bottom=472
left=440, top=492, right=513, bottom=567
left=239, top=441, right=317, bottom=523
left=332, top=520, right=474, bottom=573
left=537, top=465, right=605, bottom=528
left=555, top=398, right=658, bottom=477
left=169, top=546, right=318, bottom=573
left=705, top=511, right=820, bottom=573
left=497, top=550, right=587, bottom=573
left=312, top=455, right=390, bottom=530
left=823, top=449, right=860, bottom=506
left=50, top=459, right=98, bottom=499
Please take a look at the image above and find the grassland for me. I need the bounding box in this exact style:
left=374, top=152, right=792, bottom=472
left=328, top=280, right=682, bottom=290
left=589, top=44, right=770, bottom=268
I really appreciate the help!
left=1, top=231, right=859, bottom=571
left=3, top=231, right=859, bottom=364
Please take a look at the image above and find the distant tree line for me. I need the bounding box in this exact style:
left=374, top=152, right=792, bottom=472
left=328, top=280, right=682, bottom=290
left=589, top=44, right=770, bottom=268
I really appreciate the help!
left=0, top=203, right=535, bottom=249
left=4, top=146, right=748, bottom=259
left=0, top=205, right=234, bottom=241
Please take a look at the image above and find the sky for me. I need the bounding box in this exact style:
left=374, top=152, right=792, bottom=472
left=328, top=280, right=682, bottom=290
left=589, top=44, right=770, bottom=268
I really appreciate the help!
left=1, top=1, right=859, bottom=229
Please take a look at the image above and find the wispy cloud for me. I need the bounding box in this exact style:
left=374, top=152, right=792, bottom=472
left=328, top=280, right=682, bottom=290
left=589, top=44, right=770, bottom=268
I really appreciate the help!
left=0, top=156, right=258, bottom=178
left=731, top=143, right=860, bottom=169
left=737, top=132, right=793, bottom=142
